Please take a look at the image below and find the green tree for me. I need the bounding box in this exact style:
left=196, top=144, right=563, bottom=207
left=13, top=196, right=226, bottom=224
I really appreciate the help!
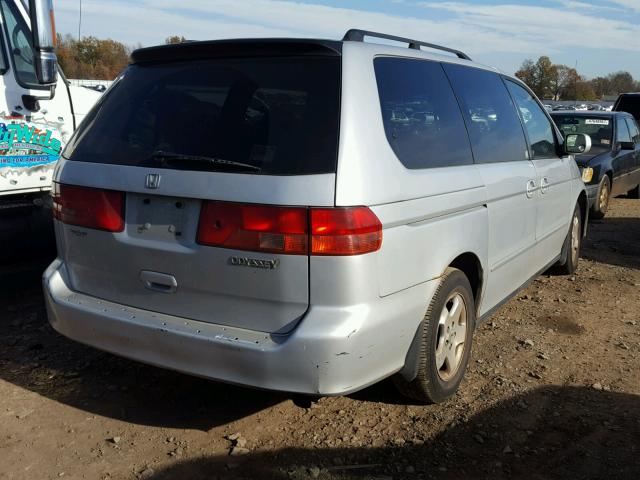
left=515, top=56, right=638, bottom=100
left=534, top=56, right=556, bottom=99
left=589, top=76, right=611, bottom=98
left=574, top=81, right=598, bottom=101
left=550, top=65, right=577, bottom=101
left=515, top=59, right=536, bottom=90
left=515, top=56, right=556, bottom=99
left=56, top=34, right=132, bottom=79
left=165, top=35, right=186, bottom=44
left=607, top=71, right=635, bottom=95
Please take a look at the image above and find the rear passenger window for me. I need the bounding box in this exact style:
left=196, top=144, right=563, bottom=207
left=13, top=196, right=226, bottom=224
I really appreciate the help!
left=374, top=57, right=473, bottom=169
left=505, top=80, right=558, bottom=158
left=617, top=119, right=632, bottom=143
left=443, top=64, right=528, bottom=164
left=625, top=118, right=640, bottom=143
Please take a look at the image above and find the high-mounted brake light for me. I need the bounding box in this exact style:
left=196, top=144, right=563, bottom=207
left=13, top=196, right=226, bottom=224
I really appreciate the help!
left=52, top=183, right=125, bottom=232
left=197, top=201, right=382, bottom=256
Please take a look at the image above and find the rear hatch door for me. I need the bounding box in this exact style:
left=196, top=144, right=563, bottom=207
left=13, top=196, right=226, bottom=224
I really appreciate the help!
left=55, top=41, right=342, bottom=334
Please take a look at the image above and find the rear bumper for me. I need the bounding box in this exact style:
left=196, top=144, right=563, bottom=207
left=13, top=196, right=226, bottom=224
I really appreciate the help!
left=43, top=258, right=435, bottom=395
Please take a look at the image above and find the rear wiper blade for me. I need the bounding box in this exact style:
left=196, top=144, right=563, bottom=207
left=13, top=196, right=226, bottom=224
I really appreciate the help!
left=150, top=151, right=261, bottom=172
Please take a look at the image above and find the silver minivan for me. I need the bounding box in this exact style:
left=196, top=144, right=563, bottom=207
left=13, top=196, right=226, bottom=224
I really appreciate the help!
left=44, top=30, right=590, bottom=403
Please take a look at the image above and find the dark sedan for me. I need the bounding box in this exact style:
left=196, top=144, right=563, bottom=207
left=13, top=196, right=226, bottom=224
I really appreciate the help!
left=551, top=111, right=640, bottom=219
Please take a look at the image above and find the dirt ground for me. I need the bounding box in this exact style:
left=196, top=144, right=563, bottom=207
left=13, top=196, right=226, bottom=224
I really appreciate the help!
left=1, top=198, right=639, bottom=480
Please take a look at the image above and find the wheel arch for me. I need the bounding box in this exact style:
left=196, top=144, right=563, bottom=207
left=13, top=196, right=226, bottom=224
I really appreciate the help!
left=559, top=193, right=588, bottom=266
left=604, top=169, right=614, bottom=189
left=399, top=252, right=484, bottom=382
left=577, top=189, right=588, bottom=236
left=593, top=161, right=614, bottom=189
left=449, top=252, right=484, bottom=309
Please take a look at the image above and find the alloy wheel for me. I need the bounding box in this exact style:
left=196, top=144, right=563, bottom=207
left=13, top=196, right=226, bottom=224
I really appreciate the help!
left=435, top=293, right=467, bottom=381
left=570, top=212, right=580, bottom=266
left=599, top=181, right=609, bottom=212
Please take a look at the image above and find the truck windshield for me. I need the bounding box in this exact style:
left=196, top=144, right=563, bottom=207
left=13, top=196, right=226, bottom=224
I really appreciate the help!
left=0, top=0, right=39, bottom=87
left=63, top=56, right=341, bottom=175
left=552, top=115, right=613, bottom=150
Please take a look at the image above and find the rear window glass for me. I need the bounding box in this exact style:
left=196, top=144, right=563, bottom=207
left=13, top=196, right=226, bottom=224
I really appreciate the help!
left=552, top=115, right=613, bottom=148
left=616, top=117, right=632, bottom=143
left=625, top=117, right=640, bottom=143
left=614, top=95, right=640, bottom=122
left=374, top=57, right=473, bottom=169
left=442, top=64, right=528, bottom=164
left=63, top=57, right=341, bottom=175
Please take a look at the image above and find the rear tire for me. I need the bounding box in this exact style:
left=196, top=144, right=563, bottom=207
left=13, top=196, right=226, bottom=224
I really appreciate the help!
left=628, top=184, right=640, bottom=199
left=590, top=176, right=610, bottom=220
left=554, top=204, right=582, bottom=275
left=394, top=268, right=475, bottom=404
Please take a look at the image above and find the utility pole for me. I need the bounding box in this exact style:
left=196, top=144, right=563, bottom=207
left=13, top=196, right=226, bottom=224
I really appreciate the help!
left=78, top=0, right=82, bottom=41
left=574, top=60, right=578, bottom=106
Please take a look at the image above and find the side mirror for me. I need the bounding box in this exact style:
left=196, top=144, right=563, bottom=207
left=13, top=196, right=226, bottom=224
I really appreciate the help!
left=619, top=141, right=635, bottom=150
left=565, top=133, right=592, bottom=155
left=29, top=0, right=58, bottom=85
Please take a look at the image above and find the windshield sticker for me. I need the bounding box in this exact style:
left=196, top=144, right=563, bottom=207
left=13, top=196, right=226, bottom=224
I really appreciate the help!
left=585, top=119, right=610, bottom=125
left=0, top=122, right=62, bottom=168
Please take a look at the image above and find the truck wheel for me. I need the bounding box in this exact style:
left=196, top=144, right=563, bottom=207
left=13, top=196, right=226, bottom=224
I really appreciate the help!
left=554, top=204, right=582, bottom=275
left=590, top=176, right=610, bottom=219
left=628, top=184, right=640, bottom=199
left=394, top=268, right=475, bottom=404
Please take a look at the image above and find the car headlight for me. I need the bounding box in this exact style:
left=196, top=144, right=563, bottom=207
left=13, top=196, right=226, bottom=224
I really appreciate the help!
left=581, top=167, right=594, bottom=183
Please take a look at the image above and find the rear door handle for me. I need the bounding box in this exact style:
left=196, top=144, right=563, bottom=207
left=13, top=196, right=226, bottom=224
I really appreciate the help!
left=526, top=180, right=537, bottom=198
left=540, top=177, right=550, bottom=194
left=140, top=270, right=178, bottom=294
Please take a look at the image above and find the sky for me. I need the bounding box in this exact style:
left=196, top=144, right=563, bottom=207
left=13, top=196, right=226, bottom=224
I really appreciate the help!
left=54, top=0, right=640, bottom=79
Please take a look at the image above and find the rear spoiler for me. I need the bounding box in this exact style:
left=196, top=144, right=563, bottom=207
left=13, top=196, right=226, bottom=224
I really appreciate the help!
left=131, top=39, right=342, bottom=64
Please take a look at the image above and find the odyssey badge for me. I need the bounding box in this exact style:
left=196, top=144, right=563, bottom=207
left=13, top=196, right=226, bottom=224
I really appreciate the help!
left=229, top=256, right=279, bottom=270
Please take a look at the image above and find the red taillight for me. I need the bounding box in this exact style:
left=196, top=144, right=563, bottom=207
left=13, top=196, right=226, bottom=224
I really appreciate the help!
left=197, top=201, right=308, bottom=255
left=197, top=201, right=382, bottom=256
left=52, top=183, right=125, bottom=232
left=311, top=207, right=382, bottom=255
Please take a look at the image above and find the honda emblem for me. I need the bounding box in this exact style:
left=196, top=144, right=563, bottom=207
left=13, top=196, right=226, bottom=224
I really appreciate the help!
left=145, top=173, right=161, bottom=189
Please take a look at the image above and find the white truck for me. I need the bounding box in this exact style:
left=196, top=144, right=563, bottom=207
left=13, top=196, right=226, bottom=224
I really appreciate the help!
left=0, top=0, right=100, bottom=262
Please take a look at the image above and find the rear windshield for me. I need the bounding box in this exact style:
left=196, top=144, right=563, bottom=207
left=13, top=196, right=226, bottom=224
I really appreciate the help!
left=614, top=95, right=640, bottom=121
left=63, top=57, right=341, bottom=175
left=552, top=115, right=613, bottom=149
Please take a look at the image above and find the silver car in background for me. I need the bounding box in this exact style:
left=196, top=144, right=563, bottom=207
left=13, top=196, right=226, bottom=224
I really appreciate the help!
left=44, top=30, right=590, bottom=403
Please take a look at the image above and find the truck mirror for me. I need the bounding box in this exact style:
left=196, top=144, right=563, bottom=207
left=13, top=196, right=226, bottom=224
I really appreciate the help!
left=29, top=0, right=58, bottom=85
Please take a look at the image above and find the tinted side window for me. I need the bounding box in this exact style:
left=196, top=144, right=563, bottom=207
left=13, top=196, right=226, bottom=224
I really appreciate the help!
left=625, top=118, right=640, bottom=143
left=443, top=64, right=528, bottom=163
left=374, top=57, right=473, bottom=169
left=617, top=117, right=632, bottom=143
left=0, top=21, right=8, bottom=74
left=505, top=81, right=558, bottom=158
left=0, top=1, right=37, bottom=86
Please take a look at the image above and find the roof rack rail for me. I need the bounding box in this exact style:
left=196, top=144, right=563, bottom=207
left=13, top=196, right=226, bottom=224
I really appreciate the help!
left=342, top=29, right=472, bottom=61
